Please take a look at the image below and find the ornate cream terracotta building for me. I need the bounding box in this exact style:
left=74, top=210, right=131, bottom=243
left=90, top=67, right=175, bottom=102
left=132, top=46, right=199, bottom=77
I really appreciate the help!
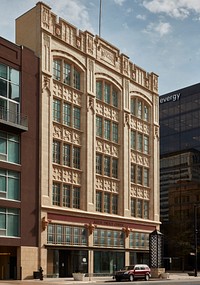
left=16, top=2, right=160, bottom=278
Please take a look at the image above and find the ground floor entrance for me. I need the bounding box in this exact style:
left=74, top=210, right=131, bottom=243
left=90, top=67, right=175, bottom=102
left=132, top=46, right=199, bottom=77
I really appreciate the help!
left=46, top=248, right=149, bottom=278
left=47, top=249, right=88, bottom=277
left=0, top=246, right=17, bottom=280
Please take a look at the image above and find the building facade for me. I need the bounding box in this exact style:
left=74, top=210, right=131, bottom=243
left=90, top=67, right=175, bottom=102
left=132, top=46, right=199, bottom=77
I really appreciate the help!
left=160, top=83, right=200, bottom=270
left=160, top=149, right=200, bottom=222
left=0, top=37, right=39, bottom=279
left=16, top=2, right=160, bottom=278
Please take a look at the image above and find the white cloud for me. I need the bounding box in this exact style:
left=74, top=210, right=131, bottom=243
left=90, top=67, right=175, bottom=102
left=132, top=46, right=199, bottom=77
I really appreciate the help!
left=127, top=8, right=133, bottom=13
left=136, top=14, right=146, bottom=20
left=47, top=0, right=94, bottom=33
left=144, top=21, right=172, bottom=37
left=143, top=0, right=200, bottom=19
left=122, top=22, right=129, bottom=29
left=113, top=0, right=126, bottom=5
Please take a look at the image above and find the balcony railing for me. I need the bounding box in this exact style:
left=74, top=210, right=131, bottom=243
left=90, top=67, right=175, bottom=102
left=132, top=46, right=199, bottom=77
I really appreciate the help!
left=0, top=107, right=28, bottom=131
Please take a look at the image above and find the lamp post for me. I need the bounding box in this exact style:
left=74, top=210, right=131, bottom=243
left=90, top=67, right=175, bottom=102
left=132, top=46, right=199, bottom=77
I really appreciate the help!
left=194, top=204, right=200, bottom=277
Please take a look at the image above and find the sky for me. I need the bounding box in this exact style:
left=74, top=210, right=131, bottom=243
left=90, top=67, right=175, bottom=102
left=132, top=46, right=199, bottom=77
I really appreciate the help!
left=0, top=0, right=200, bottom=95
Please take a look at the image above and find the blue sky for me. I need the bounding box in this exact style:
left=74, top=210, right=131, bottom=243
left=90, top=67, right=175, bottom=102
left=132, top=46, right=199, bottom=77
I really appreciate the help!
left=1, top=0, right=200, bottom=95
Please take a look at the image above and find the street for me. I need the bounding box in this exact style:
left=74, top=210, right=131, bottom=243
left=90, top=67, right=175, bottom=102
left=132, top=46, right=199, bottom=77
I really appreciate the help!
left=2, top=278, right=200, bottom=285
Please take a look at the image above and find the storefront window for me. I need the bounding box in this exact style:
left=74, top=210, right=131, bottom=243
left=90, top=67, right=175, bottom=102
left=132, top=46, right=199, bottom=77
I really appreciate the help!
left=94, top=251, right=124, bottom=273
left=47, top=224, right=87, bottom=246
left=93, top=228, right=124, bottom=247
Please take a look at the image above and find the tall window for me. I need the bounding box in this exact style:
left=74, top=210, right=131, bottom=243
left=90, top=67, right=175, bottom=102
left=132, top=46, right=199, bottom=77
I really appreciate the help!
left=54, top=100, right=81, bottom=130
left=53, top=59, right=81, bottom=90
left=96, top=80, right=119, bottom=107
left=131, top=164, right=136, bottom=183
left=104, top=119, right=111, bottom=140
left=131, top=198, right=149, bottom=219
left=96, top=81, right=102, bottom=100
left=112, top=89, right=118, bottom=107
left=137, top=100, right=142, bottom=118
left=131, top=165, right=149, bottom=187
left=73, top=69, right=80, bottom=90
left=0, top=64, right=20, bottom=121
left=112, top=123, right=118, bottom=143
left=96, top=116, right=103, bottom=137
left=53, top=99, right=61, bottom=122
left=137, top=199, right=142, bottom=218
left=52, top=183, right=81, bottom=209
left=144, top=168, right=149, bottom=187
left=73, top=107, right=81, bottom=129
left=63, top=62, right=71, bottom=85
left=52, top=183, right=60, bottom=206
left=144, top=105, right=149, bottom=121
left=96, top=117, right=118, bottom=143
left=73, top=147, right=80, bottom=169
left=130, top=96, right=150, bottom=122
left=0, top=169, right=20, bottom=200
left=144, top=200, right=149, bottom=219
left=0, top=131, right=20, bottom=164
left=96, top=191, right=118, bottom=215
left=130, top=98, right=136, bottom=115
left=104, top=83, right=111, bottom=104
left=104, top=192, right=110, bottom=213
left=137, top=133, right=143, bottom=152
left=73, top=187, right=80, bottom=208
left=63, top=103, right=71, bottom=126
left=112, top=158, right=118, bottom=178
left=96, top=191, right=102, bottom=212
left=53, top=141, right=80, bottom=169
left=63, top=143, right=70, bottom=166
left=104, top=156, right=110, bottom=176
left=131, top=131, right=150, bottom=155
left=96, top=153, right=118, bottom=178
left=137, top=166, right=143, bottom=185
left=112, top=195, right=118, bottom=214
left=63, top=184, right=70, bottom=207
left=53, top=140, right=60, bottom=164
left=131, top=198, right=136, bottom=217
left=131, top=130, right=136, bottom=149
left=0, top=208, right=19, bottom=237
left=53, top=60, right=61, bottom=80
left=96, top=154, right=102, bottom=174
left=144, top=135, right=149, bottom=154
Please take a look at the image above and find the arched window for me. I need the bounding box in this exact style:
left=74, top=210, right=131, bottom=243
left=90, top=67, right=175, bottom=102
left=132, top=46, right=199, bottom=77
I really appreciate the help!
left=96, top=80, right=119, bottom=108
left=130, top=97, right=150, bottom=122
left=53, top=59, right=81, bottom=90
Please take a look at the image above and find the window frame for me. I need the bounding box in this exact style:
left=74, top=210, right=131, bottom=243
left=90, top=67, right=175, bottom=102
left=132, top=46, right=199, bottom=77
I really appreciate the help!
left=53, top=58, right=81, bottom=91
left=96, top=80, right=119, bottom=108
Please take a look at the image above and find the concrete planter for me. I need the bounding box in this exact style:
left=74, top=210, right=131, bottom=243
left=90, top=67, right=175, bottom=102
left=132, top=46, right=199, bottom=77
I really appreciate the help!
left=72, top=273, right=85, bottom=281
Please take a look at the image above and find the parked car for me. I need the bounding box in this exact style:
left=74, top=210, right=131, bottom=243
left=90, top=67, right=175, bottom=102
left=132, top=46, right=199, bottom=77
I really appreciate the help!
left=114, top=264, right=151, bottom=281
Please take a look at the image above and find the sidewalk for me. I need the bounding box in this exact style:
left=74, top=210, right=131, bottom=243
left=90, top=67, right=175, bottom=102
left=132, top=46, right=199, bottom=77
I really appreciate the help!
left=2, top=273, right=200, bottom=284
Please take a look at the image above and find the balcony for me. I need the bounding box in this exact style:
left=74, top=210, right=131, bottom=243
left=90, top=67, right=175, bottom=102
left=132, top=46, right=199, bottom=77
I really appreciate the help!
left=0, top=107, right=28, bottom=131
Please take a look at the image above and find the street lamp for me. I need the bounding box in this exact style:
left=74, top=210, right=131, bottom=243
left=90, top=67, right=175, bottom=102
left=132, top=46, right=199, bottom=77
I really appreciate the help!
left=194, top=204, right=200, bottom=277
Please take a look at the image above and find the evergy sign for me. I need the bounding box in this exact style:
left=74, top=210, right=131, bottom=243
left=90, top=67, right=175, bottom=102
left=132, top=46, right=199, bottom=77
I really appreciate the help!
left=159, top=93, right=181, bottom=104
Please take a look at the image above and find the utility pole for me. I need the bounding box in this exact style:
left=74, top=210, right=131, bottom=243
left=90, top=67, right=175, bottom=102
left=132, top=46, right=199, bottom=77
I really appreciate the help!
left=99, top=0, right=102, bottom=37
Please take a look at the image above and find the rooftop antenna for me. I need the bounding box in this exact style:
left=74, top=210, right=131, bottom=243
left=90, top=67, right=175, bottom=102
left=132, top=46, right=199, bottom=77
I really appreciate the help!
left=99, top=0, right=102, bottom=37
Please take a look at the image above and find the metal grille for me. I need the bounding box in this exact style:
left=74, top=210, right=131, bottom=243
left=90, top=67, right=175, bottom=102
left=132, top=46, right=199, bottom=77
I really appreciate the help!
left=149, top=230, right=164, bottom=268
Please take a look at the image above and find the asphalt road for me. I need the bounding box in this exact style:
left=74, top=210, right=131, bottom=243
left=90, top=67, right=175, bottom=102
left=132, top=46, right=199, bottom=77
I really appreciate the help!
left=2, top=273, right=200, bottom=285
left=1, top=281, right=200, bottom=285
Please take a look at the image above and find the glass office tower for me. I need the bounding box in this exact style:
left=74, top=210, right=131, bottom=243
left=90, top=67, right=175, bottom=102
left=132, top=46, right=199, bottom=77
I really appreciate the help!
left=160, top=83, right=200, bottom=270
left=160, top=83, right=200, bottom=155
